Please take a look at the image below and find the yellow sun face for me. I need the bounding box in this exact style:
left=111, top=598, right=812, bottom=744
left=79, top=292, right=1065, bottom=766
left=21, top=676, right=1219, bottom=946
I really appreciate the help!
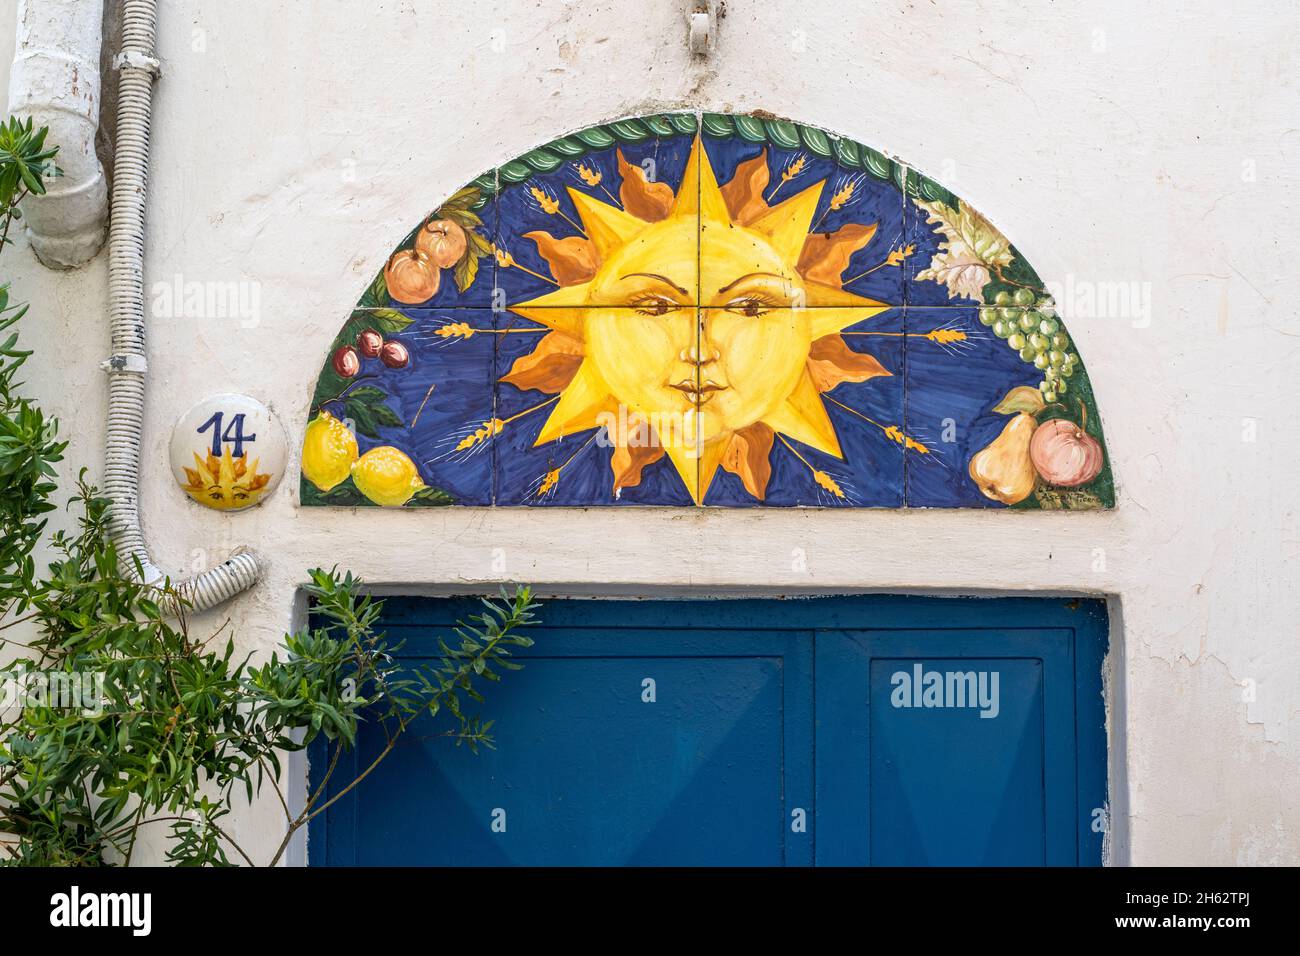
left=181, top=446, right=272, bottom=511
left=508, top=136, right=893, bottom=504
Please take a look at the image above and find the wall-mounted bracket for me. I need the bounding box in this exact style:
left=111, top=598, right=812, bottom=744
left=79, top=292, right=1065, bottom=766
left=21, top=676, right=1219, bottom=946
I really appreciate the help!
left=689, top=2, right=715, bottom=57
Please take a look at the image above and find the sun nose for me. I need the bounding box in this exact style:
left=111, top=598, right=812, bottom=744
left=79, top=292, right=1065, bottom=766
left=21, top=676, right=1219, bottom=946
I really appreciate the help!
left=678, top=343, right=721, bottom=367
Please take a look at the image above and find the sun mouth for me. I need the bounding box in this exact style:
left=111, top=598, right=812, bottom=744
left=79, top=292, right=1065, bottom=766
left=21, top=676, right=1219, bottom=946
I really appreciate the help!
left=668, top=379, right=729, bottom=405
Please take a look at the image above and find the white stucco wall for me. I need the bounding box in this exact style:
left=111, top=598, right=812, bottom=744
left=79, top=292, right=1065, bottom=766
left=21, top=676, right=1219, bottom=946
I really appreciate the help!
left=2, top=0, right=1297, bottom=865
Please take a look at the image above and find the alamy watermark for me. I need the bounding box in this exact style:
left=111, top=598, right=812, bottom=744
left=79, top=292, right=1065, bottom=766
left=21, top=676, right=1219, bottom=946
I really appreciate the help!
left=890, top=663, right=1000, bottom=718
left=1, top=667, right=104, bottom=715
left=150, top=274, right=262, bottom=328
left=1042, top=275, right=1152, bottom=329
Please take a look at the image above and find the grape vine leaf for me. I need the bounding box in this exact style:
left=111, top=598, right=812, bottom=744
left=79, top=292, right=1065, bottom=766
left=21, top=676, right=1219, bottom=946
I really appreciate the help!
left=913, top=198, right=1013, bottom=301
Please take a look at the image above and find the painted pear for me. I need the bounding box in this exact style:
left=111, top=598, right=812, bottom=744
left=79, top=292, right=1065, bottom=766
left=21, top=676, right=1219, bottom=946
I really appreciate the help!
left=969, top=413, right=1038, bottom=504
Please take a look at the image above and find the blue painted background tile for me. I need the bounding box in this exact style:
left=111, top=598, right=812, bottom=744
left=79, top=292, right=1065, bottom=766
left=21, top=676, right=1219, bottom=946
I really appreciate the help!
left=903, top=306, right=1042, bottom=508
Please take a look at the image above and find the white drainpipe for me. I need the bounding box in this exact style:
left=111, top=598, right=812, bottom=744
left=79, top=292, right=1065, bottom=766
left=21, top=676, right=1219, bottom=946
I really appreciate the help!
left=12, top=0, right=263, bottom=610
left=6, top=0, right=108, bottom=268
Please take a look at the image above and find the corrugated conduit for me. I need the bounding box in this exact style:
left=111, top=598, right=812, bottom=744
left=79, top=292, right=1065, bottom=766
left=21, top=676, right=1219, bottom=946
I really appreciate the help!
left=103, top=0, right=262, bottom=610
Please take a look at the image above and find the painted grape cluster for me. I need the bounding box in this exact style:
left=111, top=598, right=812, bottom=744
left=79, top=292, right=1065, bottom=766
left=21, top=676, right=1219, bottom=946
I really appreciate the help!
left=979, top=288, right=1079, bottom=404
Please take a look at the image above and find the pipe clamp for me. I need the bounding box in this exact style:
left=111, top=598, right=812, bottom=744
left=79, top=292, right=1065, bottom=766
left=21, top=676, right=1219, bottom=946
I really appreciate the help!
left=112, top=50, right=162, bottom=75
left=100, top=353, right=148, bottom=374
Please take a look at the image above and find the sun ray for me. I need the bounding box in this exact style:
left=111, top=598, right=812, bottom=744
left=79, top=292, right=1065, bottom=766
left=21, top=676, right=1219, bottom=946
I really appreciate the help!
left=749, top=181, right=825, bottom=263
left=565, top=187, right=646, bottom=257
left=765, top=369, right=843, bottom=458
left=663, top=443, right=703, bottom=505
left=533, top=362, right=618, bottom=446
left=806, top=304, right=894, bottom=339
left=696, top=438, right=731, bottom=505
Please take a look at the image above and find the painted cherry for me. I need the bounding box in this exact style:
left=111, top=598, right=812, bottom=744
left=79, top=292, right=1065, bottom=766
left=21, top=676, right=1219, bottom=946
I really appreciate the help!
left=380, top=341, right=409, bottom=369
left=357, top=328, right=384, bottom=358
left=1030, top=412, right=1103, bottom=487
left=416, top=218, right=467, bottom=269
left=331, top=344, right=360, bottom=378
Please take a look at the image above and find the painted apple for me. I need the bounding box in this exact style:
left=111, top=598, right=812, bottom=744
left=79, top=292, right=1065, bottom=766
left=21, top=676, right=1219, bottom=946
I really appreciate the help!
left=416, top=218, right=467, bottom=269
left=384, top=249, right=439, bottom=304
left=1030, top=418, right=1103, bottom=486
left=357, top=328, right=383, bottom=358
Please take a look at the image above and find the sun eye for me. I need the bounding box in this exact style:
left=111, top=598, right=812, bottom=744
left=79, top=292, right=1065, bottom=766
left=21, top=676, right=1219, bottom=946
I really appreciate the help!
left=726, top=294, right=776, bottom=318
left=630, top=295, right=679, bottom=317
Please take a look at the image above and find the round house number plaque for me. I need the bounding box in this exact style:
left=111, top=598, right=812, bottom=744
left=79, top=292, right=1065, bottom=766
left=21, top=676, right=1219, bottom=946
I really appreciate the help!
left=170, top=393, right=286, bottom=511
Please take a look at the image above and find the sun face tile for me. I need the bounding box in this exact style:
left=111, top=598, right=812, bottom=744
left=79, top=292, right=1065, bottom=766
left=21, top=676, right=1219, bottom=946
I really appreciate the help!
left=696, top=306, right=904, bottom=507
left=493, top=117, right=701, bottom=310
left=493, top=306, right=697, bottom=506
left=303, top=114, right=1111, bottom=510
left=699, top=120, right=906, bottom=311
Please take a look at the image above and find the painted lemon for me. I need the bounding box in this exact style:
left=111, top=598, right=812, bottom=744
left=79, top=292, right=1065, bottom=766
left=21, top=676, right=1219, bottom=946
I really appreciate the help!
left=351, top=445, right=424, bottom=507
left=301, top=410, right=358, bottom=492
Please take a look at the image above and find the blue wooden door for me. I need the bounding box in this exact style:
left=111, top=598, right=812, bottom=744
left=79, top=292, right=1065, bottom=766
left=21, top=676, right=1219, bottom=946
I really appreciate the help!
left=308, top=596, right=1106, bottom=866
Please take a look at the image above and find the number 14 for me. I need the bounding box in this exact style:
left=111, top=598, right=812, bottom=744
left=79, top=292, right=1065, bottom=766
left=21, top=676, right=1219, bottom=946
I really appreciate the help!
left=197, top=411, right=256, bottom=458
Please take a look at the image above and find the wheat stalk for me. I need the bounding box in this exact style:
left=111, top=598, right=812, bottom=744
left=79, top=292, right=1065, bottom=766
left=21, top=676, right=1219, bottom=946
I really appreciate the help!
left=829, top=178, right=857, bottom=211
left=925, top=328, right=967, bottom=345
left=774, top=433, right=845, bottom=499
left=824, top=397, right=930, bottom=455
left=529, top=184, right=585, bottom=234
left=531, top=430, right=599, bottom=499
left=843, top=245, right=916, bottom=286
left=765, top=153, right=809, bottom=204
left=455, top=418, right=504, bottom=452
left=492, top=242, right=559, bottom=286
left=536, top=469, right=561, bottom=496
left=572, top=162, right=620, bottom=206
left=813, top=469, right=845, bottom=498
left=435, top=321, right=476, bottom=340
left=885, top=244, right=915, bottom=267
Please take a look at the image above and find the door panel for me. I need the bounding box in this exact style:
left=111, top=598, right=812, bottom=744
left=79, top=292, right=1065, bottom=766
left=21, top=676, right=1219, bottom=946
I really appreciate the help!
left=308, top=597, right=1107, bottom=867
left=815, top=628, right=1078, bottom=865
left=312, top=626, right=813, bottom=866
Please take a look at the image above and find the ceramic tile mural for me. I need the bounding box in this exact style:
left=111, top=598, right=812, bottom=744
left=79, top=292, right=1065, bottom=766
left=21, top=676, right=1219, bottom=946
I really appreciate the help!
left=301, top=113, right=1113, bottom=509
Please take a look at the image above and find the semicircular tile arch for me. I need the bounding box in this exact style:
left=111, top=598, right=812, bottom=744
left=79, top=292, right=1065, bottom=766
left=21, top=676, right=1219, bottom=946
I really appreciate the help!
left=300, top=112, right=1113, bottom=510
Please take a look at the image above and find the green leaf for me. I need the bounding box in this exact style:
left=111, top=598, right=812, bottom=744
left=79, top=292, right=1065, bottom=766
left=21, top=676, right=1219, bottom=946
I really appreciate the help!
left=992, top=385, right=1046, bottom=416
left=574, top=126, right=616, bottom=149
left=801, top=125, right=832, bottom=158
left=522, top=149, right=564, bottom=173
left=764, top=118, right=800, bottom=149
left=453, top=251, right=479, bottom=293
left=370, top=308, right=412, bottom=334
left=701, top=113, right=734, bottom=137
left=733, top=115, right=767, bottom=143
left=359, top=272, right=388, bottom=309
